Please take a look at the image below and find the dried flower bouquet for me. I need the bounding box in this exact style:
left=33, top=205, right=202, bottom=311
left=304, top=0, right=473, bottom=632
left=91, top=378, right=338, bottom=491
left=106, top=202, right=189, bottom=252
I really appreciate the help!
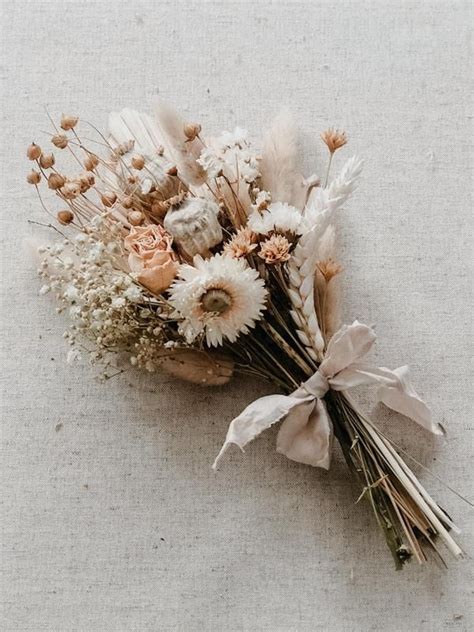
left=27, top=104, right=464, bottom=568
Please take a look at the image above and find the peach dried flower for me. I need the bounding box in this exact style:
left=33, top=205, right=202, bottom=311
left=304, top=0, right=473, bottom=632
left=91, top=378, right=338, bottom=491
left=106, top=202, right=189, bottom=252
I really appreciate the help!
left=124, top=224, right=178, bottom=295
left=321, top=128, right=347, bottom=154
left=223, top=227, right=258, bottom=259
left=258, top=234, right=291, bottom=264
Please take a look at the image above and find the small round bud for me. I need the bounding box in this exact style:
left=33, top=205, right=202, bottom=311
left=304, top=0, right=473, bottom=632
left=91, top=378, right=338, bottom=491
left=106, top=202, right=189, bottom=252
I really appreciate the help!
left=183, top=122, right=202, bottom=141
left=47, top=173, right=66, bottom=190
left=128, top=210, right=144, bottom=226
left=101, top=191, right=117, bottom=207
left=83, top=153, right=99, bottom=170
left=156, top=145, right=165, bottom=156
left=27, top=170, right=41, bottom=184
left=60, top=115, right=79, bottom=131
left=151, top=200, right=169, bottom=217
left=131, top=154, right=145, bottom=170
left=57, top=210, right=74, bottom=225
left=78, top=171, right=95, bottom=192
left=121, top=196, right=134, bottom=209
left=39, top=153, right=55, bottom=169
left=60, top=181, right=81, bottom=200
left=51, top=134, right=68, bottom=149
left=167, top=166, right=178, bottom=177
left=27, top=143, right=42, bottom=160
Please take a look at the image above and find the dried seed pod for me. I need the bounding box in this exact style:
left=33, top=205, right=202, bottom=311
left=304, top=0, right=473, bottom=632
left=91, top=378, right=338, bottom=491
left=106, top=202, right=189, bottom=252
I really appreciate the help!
left=183, top=122, right=202, bottom=141
left=167, top=165, right=178, bottom=177
left=60, top=115, right=79, bottom=130
left=151, top=200, right=169, bottom=218
left=78, top=171, right=95, bottom=192
left=101, top=191, right=117, bottom=207
left=26, top=170, right=41, bottom=184
left=27, top=143, right=42, bottom=160
left=164, top=197, right=223, bottom=257
left=121, top=196, right=134, bottom=209
left=131, top=154, right=145, bottom=170
left=83, top=153, right=99, bottom=170
left=60, top=181, right=81, bottom=200
left=47, top=173, right=66, bottom=190
left=51, top=134, right=68, bottom=149
left=128, top=210, right=144, bottom=226
left=57, top=210, right=74, bottom=225
left=158, top=350, right=233, bottom=386
left=39, top=153, right=55, bottom=169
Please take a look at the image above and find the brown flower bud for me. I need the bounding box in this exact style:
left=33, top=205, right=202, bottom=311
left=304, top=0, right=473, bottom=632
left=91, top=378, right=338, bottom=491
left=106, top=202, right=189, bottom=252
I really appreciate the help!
left=101, top=191, right=117, bottom=207
left=167, top=166, right=178, bottom=177
left=61, top=181, right=81, bottom=200
left=27, top=170, right=41, bottom=184
left=128, top=210, right=144, bottom=226
left=39, top=153, right=55, bottom=169
left=83, top=153, right=99, bottom=170
left=47, top=173, right=66, bottom=190
left=27, top=143, right=42, bottom=160
left=78, top=171, right=95, bottom=192
left=121, top=196, right=134, bottom=209
left=57, top=210, right=74, bottom=225
left=60, top=115, right=79, bottom=131
left=51, top=134, right=68, bottom=149
left=183, top=122, right=202, bottom=141
left=151, top=200, right=169, bottom=218
left=131, top=154, right=145, bottom=170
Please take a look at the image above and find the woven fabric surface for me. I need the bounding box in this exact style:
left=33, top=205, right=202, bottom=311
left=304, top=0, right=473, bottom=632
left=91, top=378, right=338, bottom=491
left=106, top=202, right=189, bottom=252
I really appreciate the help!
left=1, top=1, right=472, bottom=630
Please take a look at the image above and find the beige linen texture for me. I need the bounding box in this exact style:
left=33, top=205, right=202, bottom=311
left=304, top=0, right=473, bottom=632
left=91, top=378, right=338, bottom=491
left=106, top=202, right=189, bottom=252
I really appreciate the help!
left=1, top=1, right=472, bottom=631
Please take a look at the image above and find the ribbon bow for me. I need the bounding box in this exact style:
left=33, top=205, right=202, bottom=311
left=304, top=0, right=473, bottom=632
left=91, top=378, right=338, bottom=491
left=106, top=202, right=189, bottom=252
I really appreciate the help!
left=213, top=321, right=442, bottom=470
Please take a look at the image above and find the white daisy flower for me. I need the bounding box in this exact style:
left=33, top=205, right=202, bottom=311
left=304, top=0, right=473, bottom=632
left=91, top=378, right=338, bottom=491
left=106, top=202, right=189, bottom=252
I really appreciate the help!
left=168, top=254, right=267, bottom=347
left=247, top=202, right=305, bottom=235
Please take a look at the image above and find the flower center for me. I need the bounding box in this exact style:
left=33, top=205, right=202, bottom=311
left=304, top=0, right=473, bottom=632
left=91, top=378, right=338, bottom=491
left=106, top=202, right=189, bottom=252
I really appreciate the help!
left=201, top=289, right=232, bottom=315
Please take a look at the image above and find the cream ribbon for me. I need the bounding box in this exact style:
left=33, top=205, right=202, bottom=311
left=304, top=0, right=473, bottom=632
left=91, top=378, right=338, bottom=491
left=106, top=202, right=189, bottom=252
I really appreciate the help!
left=213, top=321, right=442, bottom=470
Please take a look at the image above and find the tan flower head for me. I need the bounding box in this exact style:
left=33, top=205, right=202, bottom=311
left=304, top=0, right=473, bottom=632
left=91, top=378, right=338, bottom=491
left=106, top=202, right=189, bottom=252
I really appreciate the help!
left=321, top=128, right=347, bottom=154
left=258, top=234, right=291, bottom=264
left=317, top=258, right=342, bottom=281
left=124, top=224, right=178, bottom=295
left=223, top=227, right=258, bottom=259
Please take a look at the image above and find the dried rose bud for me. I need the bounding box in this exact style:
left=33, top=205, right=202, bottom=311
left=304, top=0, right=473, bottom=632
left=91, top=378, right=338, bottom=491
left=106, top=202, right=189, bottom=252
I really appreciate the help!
left=27, top=170, right=41, bottom=184
left=27, top=143, right=42, bottom=160
left=131, top=154, right=145, bottom=170
left=57, top=210, right=74, bottom=225
left=167, top=165, right=178, bottom=177
left=101, top=191, right=117, bottom=207
left=39, top=153, right=55, bottom=169
left=51, top=134, right=68, bottom=149
left=83, top=153, right=99, bottom=170
left=47, top=173, right=66, bottom=190
left=183, top=122, right=202, bottom=141
left=60, top=181, right=81, bottom=200
left=128, top=210, right=144, bottom=226
left=121, top=196, right=134, bottom=209
left=60, top=115, right=79, bottom=131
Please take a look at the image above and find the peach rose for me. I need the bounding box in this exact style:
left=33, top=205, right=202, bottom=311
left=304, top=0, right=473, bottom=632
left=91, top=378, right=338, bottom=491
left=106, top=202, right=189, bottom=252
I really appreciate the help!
left=124, top=224, right=178, bottom=295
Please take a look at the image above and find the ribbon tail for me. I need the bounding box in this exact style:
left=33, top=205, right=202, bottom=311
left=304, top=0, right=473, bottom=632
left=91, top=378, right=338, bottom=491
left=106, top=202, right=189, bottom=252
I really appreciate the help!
left=376, top=366, right=443, bottom=436
left=276, top=399, right=333, bottom=469
left=212, top=393, right=313, bottom=470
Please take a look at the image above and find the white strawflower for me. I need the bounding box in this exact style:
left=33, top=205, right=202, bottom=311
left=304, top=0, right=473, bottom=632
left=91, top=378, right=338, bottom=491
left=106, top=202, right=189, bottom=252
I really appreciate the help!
left=197, top=147, right=225, bottom=178
left=168, top=254, right=267, bottom=346
left=247, top=202, right=305, bottom=235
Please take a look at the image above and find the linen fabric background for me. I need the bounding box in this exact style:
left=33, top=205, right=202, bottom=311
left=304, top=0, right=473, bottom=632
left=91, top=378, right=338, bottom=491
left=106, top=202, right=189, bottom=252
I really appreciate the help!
left=1, top=1, right=472, bottom=630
